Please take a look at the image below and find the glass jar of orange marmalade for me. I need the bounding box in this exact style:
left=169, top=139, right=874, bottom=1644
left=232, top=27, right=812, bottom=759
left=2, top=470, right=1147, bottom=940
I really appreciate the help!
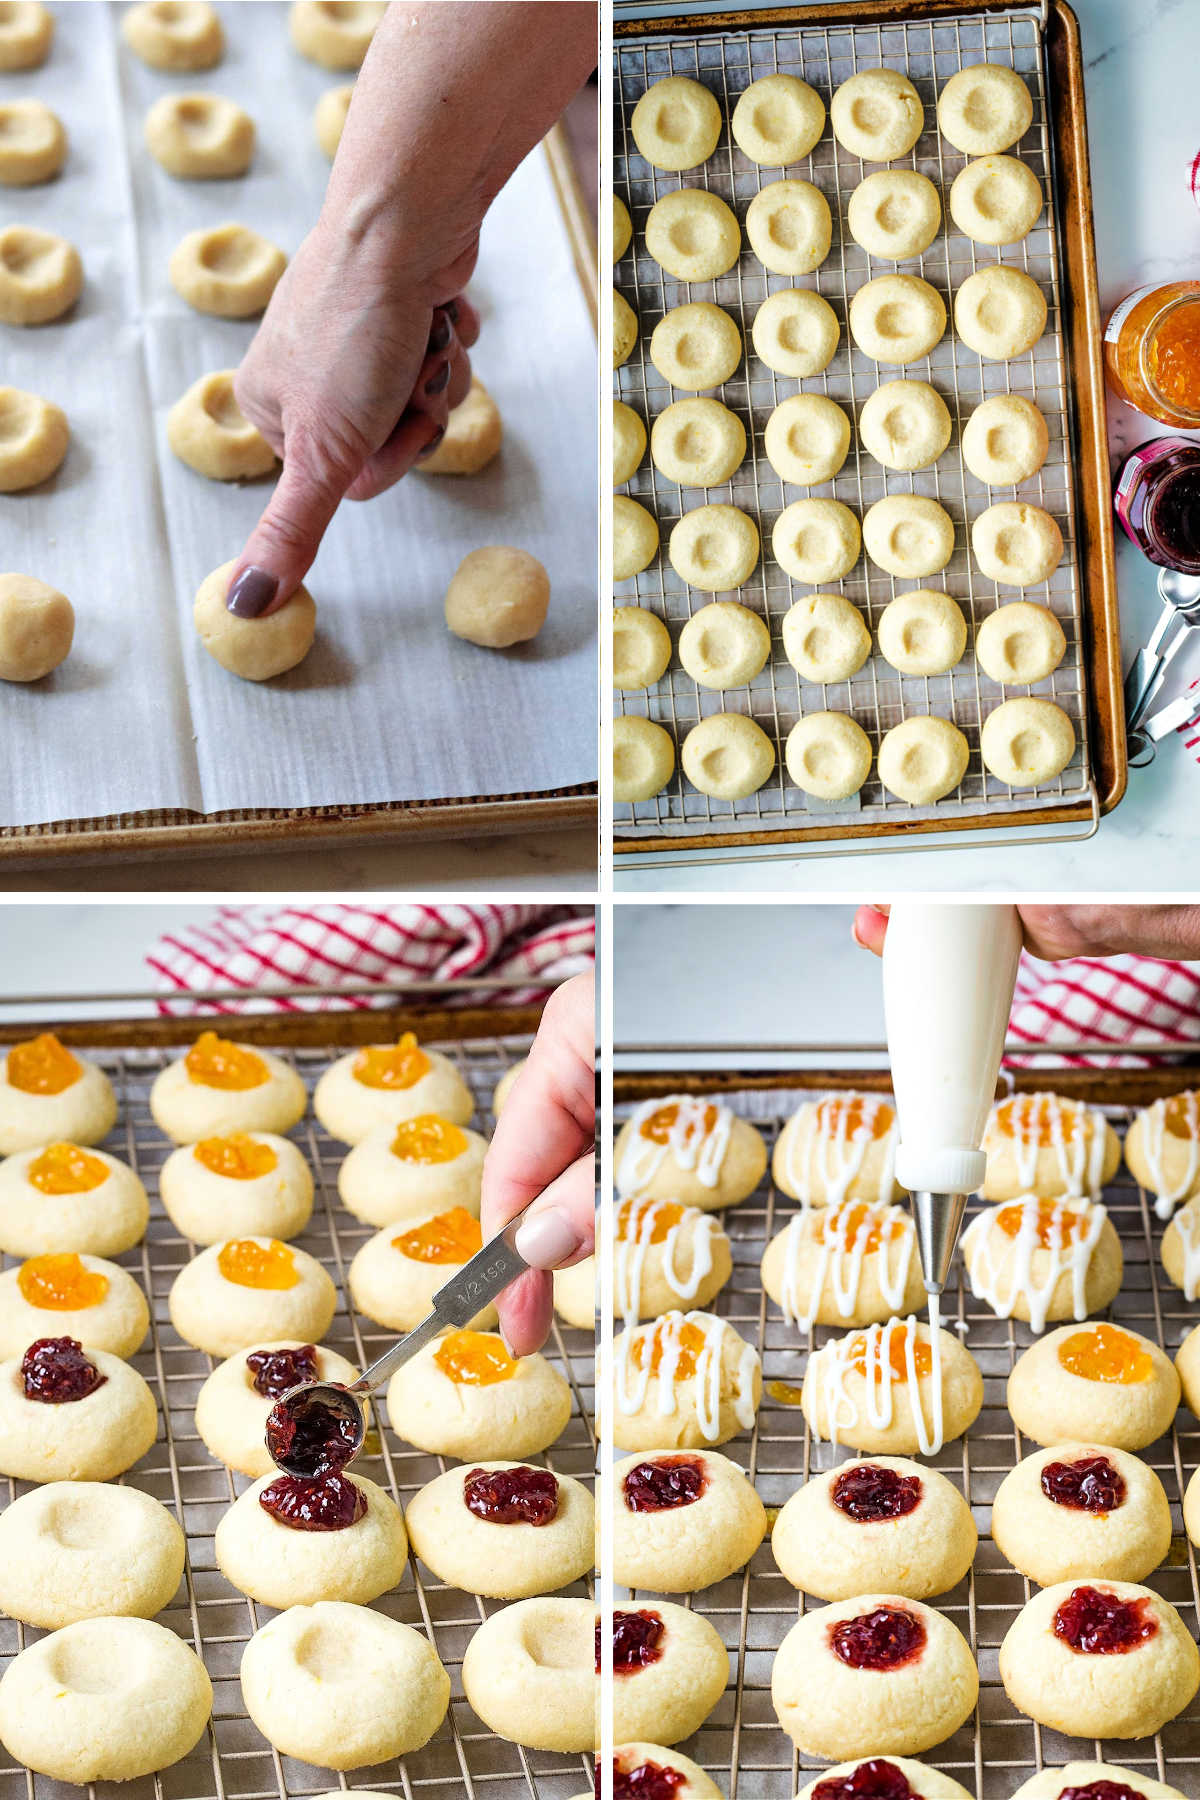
left=1104, top=281, right=1200, bottom=425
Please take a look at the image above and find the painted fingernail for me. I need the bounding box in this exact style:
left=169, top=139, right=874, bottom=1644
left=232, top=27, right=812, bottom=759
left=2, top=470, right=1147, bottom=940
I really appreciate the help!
left=226, top=565, right=278, bottom=618
left=428, top=310, right=453, bottom=354
left=443, top=298, right=460, bottom=324
left=514, top=1206, right=584, bottom=1270
left=425, top=361, right=451, bottom=396
left=416, top=426, right=445, bottom=459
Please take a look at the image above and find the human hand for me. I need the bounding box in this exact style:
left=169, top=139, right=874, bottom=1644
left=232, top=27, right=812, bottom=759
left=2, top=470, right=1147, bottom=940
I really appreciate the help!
left=853, top=902, right=1200, bottom=962
left=481, top=972, right=596, bottom=1358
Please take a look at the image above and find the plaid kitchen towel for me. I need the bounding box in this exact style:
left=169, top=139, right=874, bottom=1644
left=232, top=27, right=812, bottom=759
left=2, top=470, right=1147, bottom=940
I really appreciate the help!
left=1006, top=950, right=1200, bottom=1068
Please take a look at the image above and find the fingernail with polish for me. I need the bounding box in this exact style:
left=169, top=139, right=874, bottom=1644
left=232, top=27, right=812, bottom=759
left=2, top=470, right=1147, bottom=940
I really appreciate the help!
left=425, top=361, right=451, bottom=396
left=226, top=565, right=278, bottom=618
left=416, top=426, right=445, bottom=459
left=428, top=310, right=453, bottom=354
left=443, top=299, right=459, bottom=324
left=514, top=1206, right=584, bottom=1270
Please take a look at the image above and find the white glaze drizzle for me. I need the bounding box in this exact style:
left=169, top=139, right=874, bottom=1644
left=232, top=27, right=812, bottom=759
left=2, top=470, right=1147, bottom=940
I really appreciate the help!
left=614, top=1195, right=718, bottom=1327
left=614, top=1308, right=758, bottom=1441
left=1174, top=1202, right=1200, bottom=1300
left=1138, top=1091, right=1200, bottom=1220
left=783, top=1092, right=897, bottom=1209
left=777, top=1198, right=914, bottom=1331
left=617, top=1096, right=734, bottom=1197
left=985, top=1092, right=1109, bottom=1198
left=813, top=1315, right=945, bottom=1457
left=962, top=1196, right=1106, bottom=1334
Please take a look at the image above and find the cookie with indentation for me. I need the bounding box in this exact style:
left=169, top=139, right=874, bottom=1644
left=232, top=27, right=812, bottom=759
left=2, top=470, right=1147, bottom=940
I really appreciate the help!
left=348, top=1208, right=496, bottom=1331
left=0, top=391, right=67, bottom=491
left=414, top=377, right=501, bottom=476
left=606, top=1194, right=732, bottom=1322
left=0, top=573, right=72, bottom=681
left=650, top=302, right=742, bottom=390
left=168, top=1237, right=337, bottom=1357
left=613, top=1446, right=765, bottom=1592
left=878, top=589, right=966, bottom=675
left=981, top=697, right=1075, bottom=787
left=955, top=264, right=1046, bottom=359
left=169, top=222, right=286, bottom=318
left=614, top=194, right=632, bottom=262
left=168, top=371, right=277, bottom=481
left=962, top=1195, right=1121, bottom=1330
left=746, top=178, right=831, bottom=276
left=802, top=1320, right=984, bottom=1456
left=614, top=496, right=659, bottom=581
left=611, top=1747, right=724, bottom=1800
left=614, top=288, right=638, bottom=367
left=0, top=226, right=81, bottom=325
left=982, top=1092, right=1119, bottom=1202
left=773, top=1455, right=976, bottom=1600
left=0, top=1342, right=159, bottom=1483
left=613, top=608, right=671, bottom=690
left=313, top=1037, right=471, bottom=1144
left=611, top=1601, right=728, bottom=1745
left=407, top=1460, right=595, bottom=1599
left=752, top=288, right=840, bottom=377
left=670, top=504, right=759, bottom=592
left=0, top=1481, right=184, bottom=1628
left=215, top=1472, right=408, bottom=1609
left=961, top=393, right=1048, bottom=485
left=950, top=154, right=1043, bottom=245
left=763, top=1198, right=924, bottom=1328
left=386, top=1328, right=572, bottom=1461
left=772, top=1093, right=902, bottom=1208
left=864, top=495, right=955, bottom=578
left=938, top=63, right=1033, bottom=156
left=632, top=76, right=721, bottom=172
left=878, top=716, right=969, bottom=804
left=613, top=1310, right=761, bottom=1451
left=195, top=1338, right=359, bottom=1477
left=289, top=1, right=385, bottom=69
left=160, top=1131, right=313, bottom=1243
left=1011, top=1769, right=1184, bottom=1800
left=613, top=400, right=647, bottom=486
left=847, top=170, right=940, bottom=261
left=464, top=1597, right=596, bottom=1751
left=831, top=68, right=924, bottom=161
left=614, top=1097, right=767, bottom=1209
left=782, top=592, right=870, bottom=684
left=798, top=1763, right=975, bottom=1800
left=652, top=398, right=746, bottom=487
left=850, top=273, right=946, bottom=364
left=975, top=599, right=1065, bottom=684
left=764, top=393, right=851, bottom=486
left=645, top=188, right=741, bottom=282
left=145, top=93, right=254, bottom=178
left=1007, top=1321, right=1180, bottom=1450
left=785, top=713, right=872, bottom=801
left=151, top=1033, right=307, bottom=1143
left=993, top=1442, right=1172, bottom=1587
left=0, top=100, right=65, bottom=186
left=681, top=713, right=774, bottom=799
left=679, top=601, right=769, bottom=688
left=973, top=501, right=1062, bottom=586
left=314, top=82, right=352, bottom=158
left=337, top=1115, right=486, bottom=1225
left=859, top=379, right=951, bottom=471
left=773, top=499, right=861, bottom=584
left=0, top=2, right=52, bottom=71
left=0, top=1037, right=116, bottom=1154
left=0, top=1144, right=147, bottom=1260
left=613, top=716, right=674, bottom=801
left=732, top=73, right=825, bottom=164
left=124, top=0, right=222, bottom=69
left=0, top=1253, right=147, bottom=1359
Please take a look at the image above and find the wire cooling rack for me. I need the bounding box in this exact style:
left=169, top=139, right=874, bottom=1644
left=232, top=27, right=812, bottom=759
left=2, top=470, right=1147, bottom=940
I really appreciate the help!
left=613, top=1081, right=1200, bottom=1800
left=0, top=1031, right=595, bottom=1800
left=614, top=4, right=1098, bottom=849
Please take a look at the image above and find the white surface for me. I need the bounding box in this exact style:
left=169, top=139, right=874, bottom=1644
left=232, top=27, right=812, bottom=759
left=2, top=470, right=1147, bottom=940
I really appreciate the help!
left=0, top=902, right=219, bottom=1017
left=616, top=0, right=1200, bottom=893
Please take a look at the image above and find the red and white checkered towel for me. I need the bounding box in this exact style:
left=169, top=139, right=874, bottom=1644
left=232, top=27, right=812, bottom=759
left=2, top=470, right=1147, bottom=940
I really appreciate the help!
left=148, top=905, right=594, bottom=1016
left=1006, top=951, right=1200, bottom=1068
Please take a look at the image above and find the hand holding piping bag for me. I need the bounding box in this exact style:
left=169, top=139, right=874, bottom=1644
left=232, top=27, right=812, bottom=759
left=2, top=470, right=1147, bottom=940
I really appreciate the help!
left=855, top=903, right=1200, bottom=962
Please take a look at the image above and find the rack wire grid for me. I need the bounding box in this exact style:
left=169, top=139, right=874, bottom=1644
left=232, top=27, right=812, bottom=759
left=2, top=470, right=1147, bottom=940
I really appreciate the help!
left=0, top=1032, right=596, bottom=1800
left=614, top=1083, right=1200, bottom=1800
left=614, top=4, right=1098, bottom=845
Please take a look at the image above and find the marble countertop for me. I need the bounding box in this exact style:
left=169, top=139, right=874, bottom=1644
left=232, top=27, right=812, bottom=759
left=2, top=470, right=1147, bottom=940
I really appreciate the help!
left=618, top=0, right=1200, bottom=895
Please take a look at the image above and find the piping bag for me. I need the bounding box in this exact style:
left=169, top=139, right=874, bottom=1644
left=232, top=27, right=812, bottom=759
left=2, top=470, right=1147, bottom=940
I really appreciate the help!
left=882, top=903, right=1023, bottom=1297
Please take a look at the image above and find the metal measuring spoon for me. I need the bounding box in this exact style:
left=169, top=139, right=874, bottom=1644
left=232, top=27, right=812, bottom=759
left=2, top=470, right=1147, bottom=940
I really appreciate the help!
left=1125, top=566, right=1200, bottom=736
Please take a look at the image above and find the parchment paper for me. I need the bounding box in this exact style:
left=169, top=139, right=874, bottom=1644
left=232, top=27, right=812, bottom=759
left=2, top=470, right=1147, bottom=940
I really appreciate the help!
left=0, top=1, right=597, bottom=827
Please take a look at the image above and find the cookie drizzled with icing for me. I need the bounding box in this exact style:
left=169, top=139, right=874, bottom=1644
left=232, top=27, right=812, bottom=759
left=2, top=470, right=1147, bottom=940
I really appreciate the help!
left=615, top=1308, right=758, bottom=1443
left=614, top=1195, right=718, bottom=1325
left=1139, top=1089, right=1200, bottom=1219
left=809, top=1316, right=945, bottom=1455
left=617, top=1097, right=733, bottom=1196
left=983, top=1093, right=1110, bottom=1198
left=962, top=1194, right=1108, bottom=1333
left=784, top=1093, right=897, bottom=1209
left=774, top=1197, right=915, bottom=1330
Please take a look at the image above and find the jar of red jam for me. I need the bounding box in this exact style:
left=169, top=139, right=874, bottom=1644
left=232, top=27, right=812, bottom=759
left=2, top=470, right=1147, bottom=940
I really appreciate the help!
left=1114, top=437, right=1200, bottom=574
left=1105, top=281, right=1200, bottom=426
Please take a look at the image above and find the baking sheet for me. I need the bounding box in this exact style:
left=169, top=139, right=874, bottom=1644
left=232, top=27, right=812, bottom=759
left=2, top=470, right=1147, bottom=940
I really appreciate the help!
left=0, top=1, right=597, bottom=828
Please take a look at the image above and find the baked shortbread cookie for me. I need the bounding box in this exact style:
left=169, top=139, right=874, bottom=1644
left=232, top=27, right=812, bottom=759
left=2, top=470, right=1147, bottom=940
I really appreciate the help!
left=878, top=717, right=969, bottom=805
left=858, top=379, right=951, bottom=472
left=773, top=1455, right=976, bottom=1601
left=773, top=1092, right=902, bottom=1207
left=847, top=171, right=941, bottom=261
left=492, top=1059, right=526, bottom=1117
left=0, top=1034, right=116, bottom=1153
left=731, top=73, right=825, bottom=165
left=785, top=713, right=873, bottom=802
left=150, top=1033, right=306, bottom=1144
left=631, top=76, right=722, bottom=172
left=337, top=1115, right=486, bottom=1224
left=168, top=1237, right=337, bottom=1357
left=612, top=1447, right=766, bottom=1592
left=781, top=594, right=870, bottom=683
left=650, top=302, right=743, bottom=390
left=611, top=1601, right=728, bottom=1746
left=678, top=602, right=770, bottom=689
left=949, top=153, right=1042, bottom=246
left=752, top=288, right=840, bottom=378
left=0, top=1252, right=148, bottom=1357
left=961, top=1196, right=1122, bottom=1333
left=214, top=1471, right=408, bottom=1608
left=746, top=178, right=832, bottom=276
left=849, top=274, right=947, bottom=365
left=645, top=187, right=740, bottom=282
left=670, top=503, right=760, bottom=592
left=610, top=1747, right=723, bottom=1800
left=313, top=1033, right=472, bottom=1143
left=772, top=1594, right=978, bottom=1758
left=386, top=1328, right=571, bottom=1460
left=802, top=1318, right=983, bottom=1456
left=348, top=1207, right=497, bottom=1331
left=406, top=1460, right=594, bottom=1598
left=762, top=1197, right=924, bottom=1329
left=0, top=1339, right=158, bottom=1481
left=159, top=1131, right=313, bottom=1243
left=773, top=499, right=861, bottom=583
left=464, top=1597, right=596, bottom=1750
left=195, top=1339, right=359, bottom=1477
left=1163, top=1193, right=1200, bottom=1300
left=0, top=1142, right=148, bottom=1259
left=613, top=1309, right=761, bottom=1451
left=981, top=1091, right=1120, bottom=1199
left=553, top=1255, right=596, bottom=1329
left=863, top=494, right=955, bottom=579
left=975, top=599, right=1065, bottom=684
left=614, top=498, right=660, bottom=582
left=613, top=401, right=647, bottom=487
left=609, top=1193, right=732, bottom=1322
left=614, top=289, right=638, bottom=368
left=1009, top=1768, right=1185, bottom=1800
left=615, top=1094, right=767, bottom=1207
left=877, top=590, right=966, bottom=676
left=961, top=393, right=1049, bottom=486
left=992, top=1443, right=1172, bottom=1587
left=1126, top=1088, right=1200, bottom=1218
left=681, top=714, right=775, bottom=800
left=798, top=1762, right=975, bottom=1800
left=1007, top=1322, right=1180, bottom=1450
left=0, top=1481, right=185, bottom=1626
left=1000, top=1580, right=1200, bottom=1739
left=955, top=265, right=1046, bottom=359
left=613, top=717, right=675, bottom=802
left=1174, top=1320, right=1200, bottom=1417
left=831, top=69, right=923, bottom=162
left=937, top=63, right=1032, bottom=155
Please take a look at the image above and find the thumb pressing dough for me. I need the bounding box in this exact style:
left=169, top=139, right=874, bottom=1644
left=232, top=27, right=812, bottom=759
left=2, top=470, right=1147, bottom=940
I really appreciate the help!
left=168, top=372, right=277, bottom=482
left=415, top=377, right=502, bottom=476
left=0, top=388, right=68, bottom=492
left=0, top=573, right=73, bottom=681
left=144, top=93, right=255, bottom=179
left=314, top=84, right=352, bottom=158
left=444, top=547, right=549, bottom=648
left=0, top=101, right=66, bottom=186
left=193, top=560, right=317, bottom=682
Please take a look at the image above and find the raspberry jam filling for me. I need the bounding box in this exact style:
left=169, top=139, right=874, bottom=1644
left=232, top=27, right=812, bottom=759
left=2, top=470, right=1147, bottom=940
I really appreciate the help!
left=265, top=1387, right=358, bottom=1478
left=605, top=1608, right=665, bottom=1675
left=832, top=1463, right=922, bottom=1523
left=829, top=1604, right=926, bottom=1672
left=1053, top=1585, right=1157, bottom=1654
left=1041, top=1454, right=1127, bottom=1515
left=622, top=1454, right=707, bottom=1513
left=610, top=1761, right=687, bottom=1799
left=812, top=1760, right=918, bottom=1800
left=258, top=1471, right=366, bottom=1531
left=245, top=1343, right=320, bottom=1400
left=1058, top=1786, right=1144, bottom=1800
left=21, top=1336, right=106, bottom=1404
left=463, top=1465, right=559, bottom=1525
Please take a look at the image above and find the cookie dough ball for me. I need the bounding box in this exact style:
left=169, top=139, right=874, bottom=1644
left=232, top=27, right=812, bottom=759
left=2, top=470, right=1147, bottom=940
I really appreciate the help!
left=773, top=499, right=861, bottom=583
left=752, top=287, right=840, bottom=377
left=831, top=68, right=924, bottom=162
left=859, top=379, right=951, bottom=471
left=150, top=1031, right=307, bottom=1143
left=169, top=222, right=286, bottom=318
left=0, top=1144, right=147, bottom=1259
left=1007, top=1321, right=1180, bottom=1451
left=772, top=1092, right=901, bottom=1207
left=961, top=1196, right=1122, bottom=1332
left=613, top=399, right=646, bottom=485
left=651, top=397, right=746, bottom=488
left=123, top=1, right=223, bottom=69
left=613, top=1310, right=761, bottom=1451
left=614, top=288, right=638, bottom=367
left=167, top=371, right=277, bottom=482
left=445, top=545, right=549, bottom=647
left=976, top=599, right=1065, bottom=684
left=746, top=178, right=832, bottom=276
left=850, top=273, right=946, bottom=364
left=764, top=393, right=851, bottom=486
left=614, top=496, right=659, bottom=580
left=950, top=153, right=1043, bottom=245
left=878, top=716, right=969, bottom=804
left=798, top=1764, right=975, bottom=1800
left=0, top=1482, right=184, bottom=1628
left=682, top=712, right=775, bottom=799
left=0, top=1340, right=158, bottom=1482
left=145, top=92, right=254, bottom=179
left=0, top=100, right=65, bottom=186
left=802, top=1319, right=983, bottom=1455
left=614, top=607, right=671, bottom=690
left=938, top=62, right=1033, bottom=155
left=313, top=1036, right=471, bottom=1144
left=314, top=81, right=352, bottom=157
left=670, top=503, right=759, bottom=592
left=0, top=391, right=68, bottom=493
left=772, top=1594, right=977, bottom=1759
left=961, top=393, right=1049, bottom=485
left=195, top=1339, right=359, bottom=1477
left=615, top=1095, right=767, bottom=1207
left=421, top=379, right=502, bottom=475
left=0, top=225, right=82, bottom=325
left=613, top=1747, right=724, bottom=1800
left=613, top=715, right=674, bottom=802
left=0, top=572, right=72, bottom=680
left=785, top=712, right=872, bottom=801
left=338, top=1115, right=485, bottom=1226
left=631, top=75, right=721, bottom=172
left=678, top=600, right=769, bottom=688
left=349, top=1207, right=496, bottom=1331
left=878, top=589, right=965, bottom=676
left=1009, top=1770, right=1185, bottom=1800
left=241, top=1601, right=449, bottom=1767
left=613, top=1447, right=765, bottom=1591
left=613, top=193, right=632, bottom=262
left=0, top=1616, right=211, bottom=1783
left=982, top=1092, right=1119, bottom=1200
left=611, top=1602, right=727, bottom=1746
left=0, top=2, right=52, bottom=70
left=650, top=301, right=742, bottom=390
left=197, top=561, right=314, bottom=688
left=464, top=1598, right=596, bottom=1751
left=1000, top=1580, right=1200, bottom=1740
left=782, top=592, right=870, bottom=683
left=847, top=170, right=941, bottom=261
left=955, top=264, right=1046, bottom=359
left=0, top=1036, right=115, bottom=1154
left=773, top=1455, right=976, bottom=1601
left=168, top=1237, right=337, bottom=1357
left=0, top=1253, right=148, bottom=1358
left=289, top=0, right=385, bottom=69
left=386, top=1328, right=572, bottom=1460
left=762, top=1197, right=924, bottom=1328
left=981, top=696, right=1075, bottom=787
left=973, top=500, right=1063, bottom=587
left=215, top=1471, right=407, bottom=1608
left=611, top=1194, right=732, bottom=1321
left=159, top=1131, right=313, bottom=1244
left=863, top=494, right=955, bottom=578
left=732, top=72, right=824, bottom=164
left=645, top=188, right=741, bottom=282
left=993, top=1443, right=1172, bottom=1587
left=407, top=1460, right=595, bottom=1599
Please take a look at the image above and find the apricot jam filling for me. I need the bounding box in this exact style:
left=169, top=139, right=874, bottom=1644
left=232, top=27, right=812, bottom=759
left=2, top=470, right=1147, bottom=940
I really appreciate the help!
left=1057, top=1323, right=1154, bottom=1385
left=995, top=1094, right=1083, bottom=1146
left=821, top=1201, right=901, bottom=1253
left=996, top=1198, right=1090, bottom=1248
left=630, top=1317, right=707, bottom=1382
left=28, top=1143, right=109, bottom=1195
left=18, top=1254, right=109, bottom=1311
left=616, top=1198, right=685, bottom=1243
left=638, top=1100, right=716, bottom=1143
left=1165, top=1090, right=1200, bottom=1140
left=185, top=1031, right=268, bottom=1091
left=390, top=1114, right=467, bottom=1164
left=353, top=1032, right=430, bottom=1090
left=217, top=1238, right=299, bottom=1290
left=195, top=1133, right=278, bottom=1181
left=849, top=1324, right=932, bottom=1382
left=434, top=1328, right=517, bottom=1386
left=392, top=1206, right=481, bottom=1264
left=7, top=1033, right=82, bottom=1096
left=815, top=1095, right=894, bottom=1140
